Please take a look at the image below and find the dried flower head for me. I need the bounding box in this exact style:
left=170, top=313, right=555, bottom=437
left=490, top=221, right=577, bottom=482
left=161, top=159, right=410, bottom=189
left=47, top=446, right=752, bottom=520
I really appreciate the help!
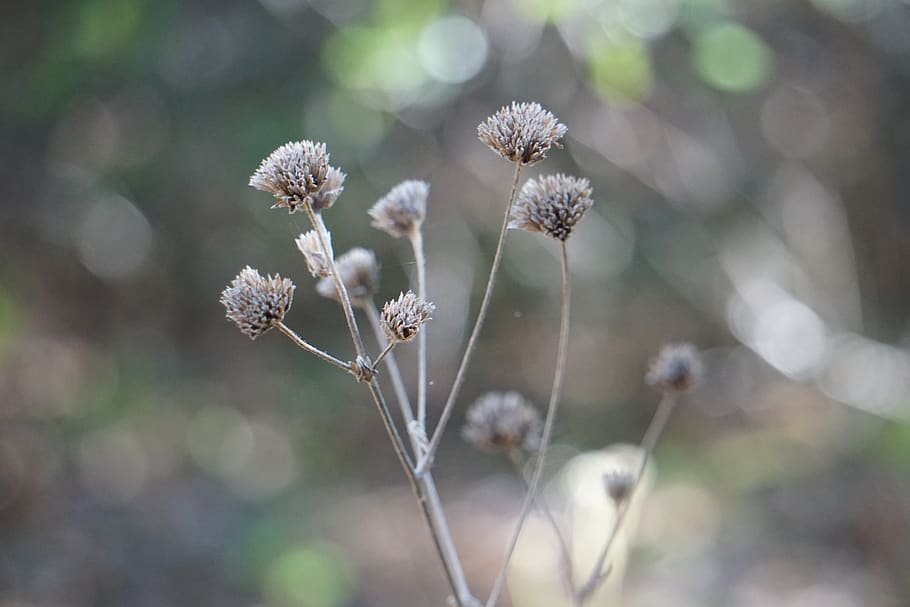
left=220, top=266, right=295, bottom=339
left=477, top=101, right=567, bottom=166
left=381, top=291, right=434, bottom=343
left=295, top=230, right=333, bottom=278
left=645, top=342, right=704, bottom=392
left=316, top=248, right=379, bottom=306
left=309, top=165, right=346, bottom=211
left=368, top=180, right=429, bottom=238
left=603, top=469, right=637, bottom=503
left=249, top=140, right=339, bottom=213
left=509, top=174, right=594, bottom=241
left=462, top=391, right=542, bottom=452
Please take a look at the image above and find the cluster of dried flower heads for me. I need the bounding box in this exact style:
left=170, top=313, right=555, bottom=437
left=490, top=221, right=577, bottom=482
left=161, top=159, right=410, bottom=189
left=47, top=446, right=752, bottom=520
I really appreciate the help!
left=220, top=100, right=706, bottom=607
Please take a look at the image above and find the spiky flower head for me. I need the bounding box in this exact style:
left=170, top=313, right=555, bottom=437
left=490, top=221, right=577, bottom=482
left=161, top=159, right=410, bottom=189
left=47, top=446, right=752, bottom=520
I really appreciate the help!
left=310, top=166, right=346, bottom=211
left=249, top=140, right=344, bottom=213
left=603, top=469, right=637, bottom=503
left=477, top=101, right=567, bottom=166
left=316, top=248, right=379, bottom=306
left=381, top=291, right=434, bottom=343
left=509, top=174, right=594, bottom=242
left=295, top=230, right=333, bottom=278
left=369, top=180, right=429, bottom=239
left=645, top=342, right=704, bottom=392
left=220, top=266, right=295, bottom=339
left=462, top=391, right=542, bottom=452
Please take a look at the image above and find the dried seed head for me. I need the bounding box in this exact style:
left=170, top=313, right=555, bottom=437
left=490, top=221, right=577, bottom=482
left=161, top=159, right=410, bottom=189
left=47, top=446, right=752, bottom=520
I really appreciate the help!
left=603, top=469, right=637, bottom=503
left=381, top=291, right=434, bottom=343
left=249, top=140, right=340, bottom=213
left=368, top=180, right=429, bottom=239
left=645, top=342, right=704, bottom=392
left=462, top=391, right=542, bottom=452
left=316, top=248, right=379, bottom=306
left=310, top=165, right=346, bottom=211
left=295, top=230, right=333, bottom=278
left=509, top=173, right=594, bottom=241
left=220, top=266, right=295, bottom=339
left=477, top=101, right=567, bottom=166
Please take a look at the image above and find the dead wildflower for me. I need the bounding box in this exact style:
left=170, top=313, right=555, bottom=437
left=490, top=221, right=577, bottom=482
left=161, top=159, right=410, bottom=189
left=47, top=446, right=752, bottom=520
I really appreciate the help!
left=462, top=391, right=542, bottom=452
left=509, top=174, right=593, bottom=242
left=316, top=248, right=379, bottom=306
left=477, top=102, right=567, bottom=166
left=295, top=230, right=333, bottom=278
left=249, top=140, right=339, bottom=213
left=645, top=342, right=704, bottom=393
left=369, top=180, right=429, bottom=238
left=220, top=266, right=295, bottom=339
left=381, top=291, right=434, bottom=343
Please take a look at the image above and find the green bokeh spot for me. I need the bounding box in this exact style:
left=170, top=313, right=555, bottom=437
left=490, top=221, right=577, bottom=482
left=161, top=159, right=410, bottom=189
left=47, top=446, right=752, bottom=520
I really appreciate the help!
left=588, top=37, right=654, bottom=102
left=0, top=286, right=21, bottom=362
left=693, top=22, right=773, bottom=93
left=510, top=0, right=583, bottom=23
left=263, top=544, right=354, bottom=607
left=72, top=0, right=145, bottom=60
left=323, top=25, right=428, bottom=94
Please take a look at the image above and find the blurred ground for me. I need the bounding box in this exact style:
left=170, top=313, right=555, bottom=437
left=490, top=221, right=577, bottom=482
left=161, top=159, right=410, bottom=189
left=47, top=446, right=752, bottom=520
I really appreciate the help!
left=1, top=0, right=910, bottom=605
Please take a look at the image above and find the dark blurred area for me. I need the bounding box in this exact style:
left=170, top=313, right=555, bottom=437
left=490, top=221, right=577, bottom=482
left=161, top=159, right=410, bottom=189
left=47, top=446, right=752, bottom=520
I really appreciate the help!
left=2, top=0, right=910, bottom=605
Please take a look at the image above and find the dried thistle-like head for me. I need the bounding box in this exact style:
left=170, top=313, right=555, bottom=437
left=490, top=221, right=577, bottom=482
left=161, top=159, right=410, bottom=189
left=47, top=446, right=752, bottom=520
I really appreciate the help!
left=220, top=266, right=295, bottom=339
left=477, top=101, right=567, bottom=166
left=603, top=469, right=637, bottom=503
left=295, top=230, right=333, bottom=278
left=381, top=291, right=434, bottom=343
left=368, top=180, right=429, bottom=239
left=249, top=140, right=337, bottom=213
left=310, top=165, right=346, bottom=211
left=509, top=174, right=594, bottom=242
left=646, top=342, right=704, bottom=392
left=316, top=248, right=379, bottom=306
left=462, top=391, right=541, bottom=452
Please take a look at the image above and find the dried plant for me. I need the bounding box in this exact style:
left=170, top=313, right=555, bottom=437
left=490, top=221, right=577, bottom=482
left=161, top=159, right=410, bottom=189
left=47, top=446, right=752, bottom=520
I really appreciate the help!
left=221, top=104, right=706, bottom=607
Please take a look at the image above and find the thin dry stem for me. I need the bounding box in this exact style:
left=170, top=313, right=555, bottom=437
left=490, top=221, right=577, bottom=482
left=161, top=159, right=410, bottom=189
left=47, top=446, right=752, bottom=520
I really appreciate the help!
left=486, top=242, right=572, bottom=607
left=411, top=230, right=429, bottom=430
left=418, top=161, right=523, bottom=477
left=276, top=322, right=352, bottom=372
left=303, top=203, right=368, bottom=358
left=303, top=204, right=475, bottom=607
left=366, top=299, right=477, bottom=607
left=576, top=393, right=678, bottom=603
left=374, top=340, right=396, bottom=368
left=509, top=449, right=577, bottom=605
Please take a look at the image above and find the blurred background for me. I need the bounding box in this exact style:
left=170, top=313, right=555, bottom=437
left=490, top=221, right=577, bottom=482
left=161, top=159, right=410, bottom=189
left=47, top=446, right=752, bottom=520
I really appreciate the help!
left=2, top=0, right=910, bottom=605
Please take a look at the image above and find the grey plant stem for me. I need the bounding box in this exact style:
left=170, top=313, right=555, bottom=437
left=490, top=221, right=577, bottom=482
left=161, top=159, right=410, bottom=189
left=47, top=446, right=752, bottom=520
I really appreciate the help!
left=275, top=322, right=352, bottom=372
left=303, top=202, right=475, bottom=607
left=410, top=229, right=429, bottom=430
left=417, top=161, right=523, bottom=477
left=486, top=241, right=572, bottom=607
left=303, top=203, right=368, bottom=359
left=373, top=340, right=396, bottom=368
left=576, top=392, right=679, bottom=603
left=365, top=298, right=477, bottom=607
left=509, top=450, right=577, bottom=606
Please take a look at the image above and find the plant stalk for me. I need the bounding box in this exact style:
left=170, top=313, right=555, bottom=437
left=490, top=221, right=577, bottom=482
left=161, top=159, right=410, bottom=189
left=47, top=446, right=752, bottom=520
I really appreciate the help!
left=576, top=393, right=678, bottom=603
left=486, top=241, right=572, bottom=607
left=276, top=322, right=352, bottom=372
left=417, top=162, right=522, bottom=476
